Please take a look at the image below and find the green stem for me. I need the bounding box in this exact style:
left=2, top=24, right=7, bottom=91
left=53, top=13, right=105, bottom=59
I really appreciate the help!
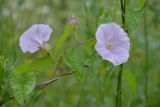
left=116, top=0, right=126, bottom=107
left=144, top=8, right=148, bottom=106
left=116, top=64, right=123, bottom=107
left=97, top=73, right=105, bottom=106
left=120, top=0, right=125, bottom=25
left=73, top=38, right=95, bottom=48
left=36, top=71, right=75, bottom=89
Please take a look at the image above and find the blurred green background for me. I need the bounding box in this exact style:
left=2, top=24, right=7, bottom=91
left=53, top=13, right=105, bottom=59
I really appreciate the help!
left=0, top=0, right=160, bottom=107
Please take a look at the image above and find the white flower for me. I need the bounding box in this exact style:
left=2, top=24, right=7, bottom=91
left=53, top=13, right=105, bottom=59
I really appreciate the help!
left=95, top=22, right=130, bottom=66
left=19, top=24, right=53, bottom=53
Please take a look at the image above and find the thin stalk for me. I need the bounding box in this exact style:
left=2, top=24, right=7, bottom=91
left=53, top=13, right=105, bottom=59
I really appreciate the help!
left=36, top=71, right=75, bottom=89
left=144, top=9, right=148, bottom=106
left=120, top=0, right=125, bottom=25
left=97, top=73, right=105, bottom=106
left=116, top=64, right=123, bottom=107
left=7, top=1, right=16, bottom=62
left=73, top=38, right=95, bottom=48
left=116, top=0, right=126, bottom=107
left=75, top=70, right=88, bottom=107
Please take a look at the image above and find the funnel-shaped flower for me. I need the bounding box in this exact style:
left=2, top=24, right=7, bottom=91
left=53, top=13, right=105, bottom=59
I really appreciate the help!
left=95, top=22, right=130, bottom=66
left=19, top=24, right=53, bottom=53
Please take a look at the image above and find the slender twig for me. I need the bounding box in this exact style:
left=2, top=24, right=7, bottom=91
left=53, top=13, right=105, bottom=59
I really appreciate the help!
left=141, top=0, right=149, bottom=11
left=54, top=56, right=62, bottom=73
left=73, top=38, right=95, bottom=48
left=74, top=32, right=81, bottom=44
left=36, top=71, right=75, bottom=89
left=36, top=77, right=59, bottom=89
left=116, top=0, right=126, bottom=107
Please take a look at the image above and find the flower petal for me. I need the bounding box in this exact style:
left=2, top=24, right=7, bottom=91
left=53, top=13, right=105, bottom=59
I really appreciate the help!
left=31, top=24, right=53, bottom=42
left=20, top=35, right=40, bottom=53
left=110, top=47, right=129, bottom=65
left=95, top=43, right=115, bottom=63
left=96, top=24, right=114, bottom=44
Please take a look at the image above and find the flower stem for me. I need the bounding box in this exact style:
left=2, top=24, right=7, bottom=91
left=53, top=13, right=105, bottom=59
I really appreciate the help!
left=116, top=64, right=123, bottom=107
left=116, top=0, right=126, bottom=107
left=120, top=0, right=125, bottom=25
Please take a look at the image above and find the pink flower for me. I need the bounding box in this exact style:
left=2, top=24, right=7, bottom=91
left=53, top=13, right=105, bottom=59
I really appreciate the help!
left=19, top=24, right=53, bottom=53
left=68, top=16, right=78, bottom=25
left=95, top=22, right=130, bottom=66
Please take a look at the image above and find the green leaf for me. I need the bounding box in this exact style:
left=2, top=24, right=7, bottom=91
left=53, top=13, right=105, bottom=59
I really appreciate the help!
left=13, top=60, right=31, bottom=73
left=0, top=56, right=7, bottom=82
left=29, top=55, right=54, bottom=71
left=0, top=62, right=4, bottom=80
left=97, top=14, right=112, bottom=26
left=63, top=49, right=83, bottom=80
left=124, top=70, right=137, bottom=93
left=63, top=49, right=82, bottom=72
left=138, top=0, right=145, bottom=8
left=83, top=38, right=96, bottom=51
left=14, top=55, right=54, bottom=73
left=126, top=8, right=142, bottom=32
left=10, top=71, right=36, bottom=105
left=85, top=56, right=102, bottom=75
left=54, top=24, right=74, bottom=56
left=126, top=0, right=130, bottom=5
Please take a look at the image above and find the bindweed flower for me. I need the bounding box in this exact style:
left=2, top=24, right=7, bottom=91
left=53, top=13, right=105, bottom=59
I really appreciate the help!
left=95, top=22, right=130, bottom=66
left=68, top=16, right=78, bottom=25
left=19, top=24, right=53, bottom=53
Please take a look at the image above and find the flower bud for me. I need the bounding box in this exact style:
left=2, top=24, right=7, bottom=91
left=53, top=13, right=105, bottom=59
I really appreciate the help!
left=68, top=15, right=78, bottom=26
left=42, top=42, right=51, bottom=52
